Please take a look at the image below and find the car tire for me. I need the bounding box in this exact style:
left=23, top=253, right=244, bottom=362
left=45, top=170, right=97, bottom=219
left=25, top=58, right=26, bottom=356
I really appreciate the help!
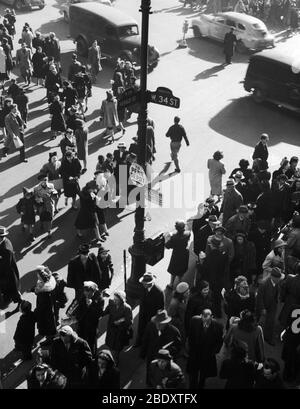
left=252, top=86, right=266, bottom=103
left=63, top=11, right=69, bottom=22
left=76, top=36, right=88, bottom=57
left=14, top=0, right=23, bottom=10
left=192, top=26, right=202, bottom=38
left=236, top=40, right=248, bottom=54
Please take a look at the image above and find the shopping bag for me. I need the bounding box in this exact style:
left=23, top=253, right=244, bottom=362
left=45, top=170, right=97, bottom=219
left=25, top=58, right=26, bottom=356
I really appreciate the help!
left=13, top=136, right=23, bottom=149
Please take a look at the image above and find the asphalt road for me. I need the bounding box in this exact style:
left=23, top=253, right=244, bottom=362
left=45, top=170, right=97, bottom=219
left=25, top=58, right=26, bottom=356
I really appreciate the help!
left=1, top=0, right=300, bottom=389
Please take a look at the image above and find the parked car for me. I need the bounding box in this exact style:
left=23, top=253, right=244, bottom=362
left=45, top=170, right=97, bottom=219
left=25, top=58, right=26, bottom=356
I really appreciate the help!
left=69, top=2, right=159, bottom=68
left=191, top=12, right=275, bottom=53
left=0, top=0, right=45, bottom=10
left=60, top=0, right=112, bottom=23
left=243, top=49, right=300, bottom=113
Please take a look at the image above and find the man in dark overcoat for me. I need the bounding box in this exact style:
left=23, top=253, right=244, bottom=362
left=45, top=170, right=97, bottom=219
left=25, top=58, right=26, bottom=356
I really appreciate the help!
left=187, top=309, right=223, bottom=389
left=0, top=226, right=21, bottom=307
left=67, top=244, right=102, bottom=299
left=193, top=215, right=220, bottom=255
left=256, top=267, right=284, bottom=345
left=136, top=272, right=165, bottom=346
left=252, top=133, right=269, bottom=169
left=223, top=27, right=237, bottom=65
left=50, top=325, right=93, bottom=389
left=140, top=310, right=182, bottom=386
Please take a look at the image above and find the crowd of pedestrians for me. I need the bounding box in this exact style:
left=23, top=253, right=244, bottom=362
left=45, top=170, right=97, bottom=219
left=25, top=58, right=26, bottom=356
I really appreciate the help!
left=0, top=9, right=300, bottom=391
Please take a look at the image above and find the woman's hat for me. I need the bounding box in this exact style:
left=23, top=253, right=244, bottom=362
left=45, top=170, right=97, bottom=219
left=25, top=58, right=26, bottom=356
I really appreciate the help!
left=0, top=226, right=8, bottom=236
left=153, top=309, right=171, bottom=324
left=176, top=282, right=189, bottom=294
left=157, top=349, right=172, bottom=361
left=117, top=142, right=126, bottom=149
left=114, top=290, right=126, bottom=303
left=83, top=281, right=98, bottom=292
left=205, top=197, right=215, bottom=204
left=273, top=239, right=287, bottom=249
left=139, top=272, right=156, bottom=284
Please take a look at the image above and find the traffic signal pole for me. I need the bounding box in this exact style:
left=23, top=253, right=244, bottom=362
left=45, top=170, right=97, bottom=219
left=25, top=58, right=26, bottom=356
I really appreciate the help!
left=126, top=0, right=151, bottom=301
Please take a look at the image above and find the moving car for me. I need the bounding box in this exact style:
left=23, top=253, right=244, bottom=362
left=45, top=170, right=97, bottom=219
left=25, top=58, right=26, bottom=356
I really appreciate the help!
left=69, top=2, right=159, bottom=68
left=191, top=12, right=275, bottom=53
left=0, top=0, right=45, bottom=10
left=60, top=0, right=112, bottom=23
left=244, top=49, right=300, bottom=113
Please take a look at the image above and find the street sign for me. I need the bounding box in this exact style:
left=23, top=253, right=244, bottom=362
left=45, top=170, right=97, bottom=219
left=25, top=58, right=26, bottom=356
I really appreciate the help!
left=118, top=87, right=141, bottom=108
left=129, top=163, right=147, bottom=187
left=147, top=87, right=180, bottom=109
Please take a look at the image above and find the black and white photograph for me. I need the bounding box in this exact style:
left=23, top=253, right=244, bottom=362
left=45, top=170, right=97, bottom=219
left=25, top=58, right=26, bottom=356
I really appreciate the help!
left=0, top=0, right=300, bottom=397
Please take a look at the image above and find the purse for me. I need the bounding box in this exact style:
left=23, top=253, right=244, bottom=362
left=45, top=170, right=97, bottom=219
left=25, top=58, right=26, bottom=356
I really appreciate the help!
left=13, top=135, right=23, bottom=149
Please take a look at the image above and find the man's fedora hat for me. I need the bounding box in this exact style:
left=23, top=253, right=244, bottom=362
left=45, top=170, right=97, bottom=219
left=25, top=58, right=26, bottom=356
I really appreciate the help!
left=153, top=309, right=171, bottom=324
left=139, top=272, right=156, bottom=284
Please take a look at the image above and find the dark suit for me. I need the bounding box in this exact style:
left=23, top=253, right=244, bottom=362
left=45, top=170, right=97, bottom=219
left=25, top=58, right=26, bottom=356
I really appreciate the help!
left=50, top=336, right=92, bottom=388
left=67, top=253, right=102, bottom=299
left=193, top=223, right=214, bottom=255
left=136, top=283, right=165, bottom=345
left=252, top=141, right=269, bottom=167
left=141, top=320, right=182, bottom=385
left=187, top=316, right=223, bottom=388
left=256, top=277, right=280, bottom=343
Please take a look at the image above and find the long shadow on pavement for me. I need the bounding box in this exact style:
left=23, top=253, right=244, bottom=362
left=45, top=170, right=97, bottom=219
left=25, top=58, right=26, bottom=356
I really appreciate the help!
left=209, top=96, right=300, bottom=148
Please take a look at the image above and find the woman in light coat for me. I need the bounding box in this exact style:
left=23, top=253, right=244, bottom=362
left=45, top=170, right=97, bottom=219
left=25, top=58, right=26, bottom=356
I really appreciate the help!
left=207, top=151, right=226, bottom=198
left=262, top=239, right=286, bottom=281
left=99, top=90, right=122, bottom=143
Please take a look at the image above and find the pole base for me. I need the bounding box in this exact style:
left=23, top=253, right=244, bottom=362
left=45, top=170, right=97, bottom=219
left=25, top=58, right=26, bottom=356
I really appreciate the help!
left=178, top=39, right=188, bottom=48
left=126, top=244, right=146, bottom=301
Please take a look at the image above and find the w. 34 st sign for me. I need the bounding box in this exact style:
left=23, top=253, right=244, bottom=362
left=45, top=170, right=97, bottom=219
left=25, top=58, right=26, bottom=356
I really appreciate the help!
left=147, top=87, right=180, bottom=109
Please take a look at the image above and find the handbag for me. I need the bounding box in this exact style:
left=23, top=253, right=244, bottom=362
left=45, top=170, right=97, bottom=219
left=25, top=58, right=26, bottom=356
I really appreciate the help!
left=13, top=135, right=23, bottom=149
left=52, top=178, right=63, bottom=191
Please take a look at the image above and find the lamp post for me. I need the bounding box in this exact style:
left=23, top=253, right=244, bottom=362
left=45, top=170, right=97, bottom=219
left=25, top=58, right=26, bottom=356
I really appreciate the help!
left=126, top=0, right=151, bottom=301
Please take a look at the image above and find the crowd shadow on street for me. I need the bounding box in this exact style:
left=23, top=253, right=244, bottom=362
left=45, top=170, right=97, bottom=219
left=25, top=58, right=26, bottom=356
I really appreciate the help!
left=209, top=96, right=300, bottom=147
left=194, top=63, right=225, bottom=80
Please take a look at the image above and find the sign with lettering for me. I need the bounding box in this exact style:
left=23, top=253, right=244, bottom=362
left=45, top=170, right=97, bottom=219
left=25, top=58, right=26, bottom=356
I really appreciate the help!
left=147, top=87, right=180, bottom=109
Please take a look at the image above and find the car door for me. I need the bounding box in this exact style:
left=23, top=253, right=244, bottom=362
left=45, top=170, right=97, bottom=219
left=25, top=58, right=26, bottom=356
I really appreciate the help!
left=285, top=69, right=300, bottom=108
left=209, top=16, right=226, bottom=41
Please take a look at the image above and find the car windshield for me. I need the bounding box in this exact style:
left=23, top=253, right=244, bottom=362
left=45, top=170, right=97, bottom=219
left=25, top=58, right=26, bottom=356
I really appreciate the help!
left=118, top=25, right=139, bottom=37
